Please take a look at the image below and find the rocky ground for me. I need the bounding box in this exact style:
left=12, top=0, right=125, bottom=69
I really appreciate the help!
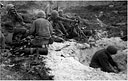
left=45, top=37, right=127, bottom=80
left=0, top=1, right=127, bottom=80
left=0, top=37, right=127, bottom=80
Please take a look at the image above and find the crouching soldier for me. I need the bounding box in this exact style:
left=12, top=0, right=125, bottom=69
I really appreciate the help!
left=48, top=10, right=76, bottom=37
left=90, top=45, right=121, bottom=73
left=29, top=10, right=53, bottom=55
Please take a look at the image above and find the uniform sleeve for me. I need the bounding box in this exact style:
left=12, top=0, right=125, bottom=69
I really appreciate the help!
left=58, top=17, right=74, bottom=22
left=29, top=21, right=36, bottom=35
left=11, top=9, right=29, bottom=28
left=98, top=54, right=115, bottom=72
left=17, top=13, right=24, bottom=23
left=108, top=55, right=118, bottom=67
left=11, top=9, right=24, bottom=23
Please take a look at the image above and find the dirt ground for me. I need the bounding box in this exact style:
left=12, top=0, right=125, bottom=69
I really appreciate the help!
left=0, top=1, right=127, bottom=80
left=0, top=37, right=127, bottom=80
left=45, top=37, right=127, bottom=80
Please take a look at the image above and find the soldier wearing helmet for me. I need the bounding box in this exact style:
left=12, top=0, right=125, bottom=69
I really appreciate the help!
left=6, top=4, right=14, bottom=11
left=48, top=10, right=76, bottom=37
left=58, top=10, right=63, bottom=16
left=29, top=10, right=53, bottom=48
left=5, top=4, right=28, bottom=28
left=3, top=4, right=29, bottom=44
left=58, top=9, right=70, bottom=18
left=36, top=10, right=46, bottom=18
left=58, top=9, right=72, bottom=31
left=50, top=10, right=59, bottom=19
left=90, top=45, right=121, bottom=73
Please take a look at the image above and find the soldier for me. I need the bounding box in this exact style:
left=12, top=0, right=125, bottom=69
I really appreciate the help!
left=90, top=45, right=121, bottom=73
left=6, top=4, right=28, bottom=28
left=4, top=4, right=28, bottom=44
left=29, top=10, right=53, bottom=54
left=58, top=9, right=72, bottom=30
left=48, top=10, right=76, bottom=37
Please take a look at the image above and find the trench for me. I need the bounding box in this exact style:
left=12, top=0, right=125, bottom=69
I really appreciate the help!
left=76, top=37, right=127, bottom=74
left=46, top=37, right=127, bottom=80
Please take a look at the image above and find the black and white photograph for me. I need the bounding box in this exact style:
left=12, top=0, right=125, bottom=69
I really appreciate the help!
left=0, top=0, right=127, bottom=80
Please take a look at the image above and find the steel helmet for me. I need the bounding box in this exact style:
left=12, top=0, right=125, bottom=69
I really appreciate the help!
left=51, top=10, right=59, bottom=18
left=58, top=9, right=63, bottom=13
left=6, top=4, right=14, bottom=11
left=106, top=45, right=117, bottom=55
left=37, top=10, right=46, bottom=18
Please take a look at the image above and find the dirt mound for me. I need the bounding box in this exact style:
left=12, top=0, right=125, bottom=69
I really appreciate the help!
left=46, top=37, right=127, bottom=80
left=96, top=37, right=127, bottom=50
left=113, top=50, right=127, bottom=73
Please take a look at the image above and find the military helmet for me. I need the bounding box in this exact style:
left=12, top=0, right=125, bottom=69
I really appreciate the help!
left=37, top=10, right=46, bottom=18
left=106, top=45, right=117, bottom=55
left=6, top=4, right=14, bottom=11
left=58, top=9, right=63, bottom=13
left=51, top=10, right=59, bottom=18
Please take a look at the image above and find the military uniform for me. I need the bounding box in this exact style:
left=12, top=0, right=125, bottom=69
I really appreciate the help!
left=29, top=18, right=53, bottom=46
left=90, top=46, right=120, bottom=73
left=4, top=4, right=28, bottom=44
left=49, top=10, right=75, bottom=37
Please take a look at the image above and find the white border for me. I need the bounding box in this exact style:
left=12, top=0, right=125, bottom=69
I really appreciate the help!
left=0, top=0, right=127, bottom=1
